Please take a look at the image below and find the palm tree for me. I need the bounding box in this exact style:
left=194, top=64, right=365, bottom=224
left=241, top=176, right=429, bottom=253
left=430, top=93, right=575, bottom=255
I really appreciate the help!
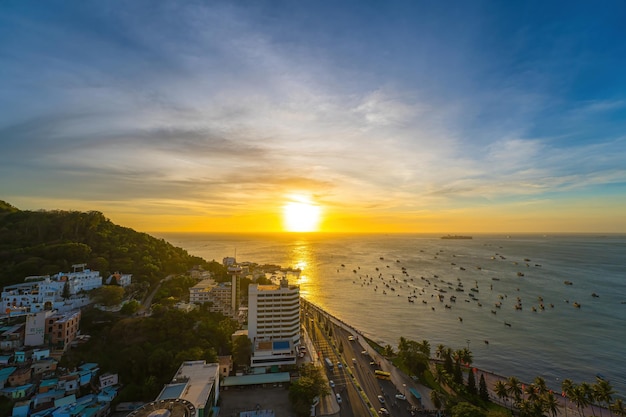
left=533, top=376, right=548, bottom=395
left=524, top=383, right=540, bottom=404
left=541, top=391, right=560, bottom=417
left=571, top=385, right=591, bottom=417
left=593, top=378, right=615, bottom=417
left=610, top=399, right=625, bottom=417
left=436, top=343, right=446, bottom=359
left=506, top=376, right=523, bottom=405
left=420, top=339, right=431, bottom=357
left=580, top=382, right=595, bottom=417
left=494, top=380, right=510, bottom=409
left=430, top=390, right=443, bottom=413
left=562, top=378, right=575, bottom=417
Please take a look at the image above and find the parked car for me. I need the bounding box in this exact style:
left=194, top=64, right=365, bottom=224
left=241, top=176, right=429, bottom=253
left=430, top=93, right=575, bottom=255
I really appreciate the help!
left=378, top=395, right=385, bottom=404
left=337, top=362, right=343, bottom=369
left=336, top=393, right=342, bottom=404
left=395, top=394, right=407, bottom=400
left=329, top=380, right=335, bottom=388
left=379, top=408, right=390, bottom=415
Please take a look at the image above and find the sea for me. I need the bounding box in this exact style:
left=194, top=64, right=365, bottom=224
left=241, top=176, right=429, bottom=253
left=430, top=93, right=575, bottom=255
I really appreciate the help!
left=156, top=232, right=626, bottom=397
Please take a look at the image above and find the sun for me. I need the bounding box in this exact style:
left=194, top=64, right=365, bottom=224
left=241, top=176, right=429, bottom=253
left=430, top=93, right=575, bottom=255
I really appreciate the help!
left=283, top=198, right=321, bottom=232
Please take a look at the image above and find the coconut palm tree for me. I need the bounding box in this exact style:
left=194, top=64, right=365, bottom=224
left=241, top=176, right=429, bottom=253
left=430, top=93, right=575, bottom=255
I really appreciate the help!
left=593, top=378, right=615, bottom=417
left=494, top=380, right=510, bottom=410
left=610, top=399, right=625, bottom=417
left=419, top=339, right=431, bottom=357
left=524, top=383, right=540, bottom=404
left=533, top=376, right=548, bottom=395
left=541, top=391, right=560, bottom=417
left=571, top=385, right=590, bottom=417
left=562, top=378, right=575, bottom=417
left=430, top=390, right=444, bottom=413
left=506, top=376, right=523, bottom=405
left=436, top=343, right=446, bottom=359
left=580, top=382, right=596, bottom=417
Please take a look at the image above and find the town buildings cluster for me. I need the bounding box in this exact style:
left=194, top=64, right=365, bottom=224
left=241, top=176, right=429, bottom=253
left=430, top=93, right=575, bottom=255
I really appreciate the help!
left=0, top=265, right=132, bottom=417
left=1, top=257, right=304, bottom=417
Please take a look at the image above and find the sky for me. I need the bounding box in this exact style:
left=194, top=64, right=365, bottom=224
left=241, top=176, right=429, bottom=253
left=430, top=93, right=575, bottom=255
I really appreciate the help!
left=1, top=0, right=625, bottom=233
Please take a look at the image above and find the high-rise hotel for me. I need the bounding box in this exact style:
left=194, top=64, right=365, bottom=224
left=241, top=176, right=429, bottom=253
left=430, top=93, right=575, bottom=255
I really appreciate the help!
left=247, top=277, right=300, bottom=367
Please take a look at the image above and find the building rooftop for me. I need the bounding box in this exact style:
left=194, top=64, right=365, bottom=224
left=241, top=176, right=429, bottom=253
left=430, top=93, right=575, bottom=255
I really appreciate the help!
left=221, top=372, right=290, bottom=387
left=157, top=361, right=218, bottom=411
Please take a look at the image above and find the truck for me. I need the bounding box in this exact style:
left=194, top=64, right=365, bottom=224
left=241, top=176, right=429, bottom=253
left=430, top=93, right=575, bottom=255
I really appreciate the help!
left=324, top=357, right=334, bottom=370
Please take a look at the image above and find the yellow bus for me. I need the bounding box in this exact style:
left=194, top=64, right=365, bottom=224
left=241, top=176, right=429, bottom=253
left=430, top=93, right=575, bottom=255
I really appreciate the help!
left=374, top=370, right=391, bottom=380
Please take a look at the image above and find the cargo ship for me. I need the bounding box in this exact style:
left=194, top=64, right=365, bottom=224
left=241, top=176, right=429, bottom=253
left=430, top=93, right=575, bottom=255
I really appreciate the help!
left=441, top=235, right=473, bottom=239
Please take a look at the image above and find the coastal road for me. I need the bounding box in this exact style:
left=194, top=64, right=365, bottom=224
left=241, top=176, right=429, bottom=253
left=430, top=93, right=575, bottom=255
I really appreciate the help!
left=307, top=307, right=370, bottom=417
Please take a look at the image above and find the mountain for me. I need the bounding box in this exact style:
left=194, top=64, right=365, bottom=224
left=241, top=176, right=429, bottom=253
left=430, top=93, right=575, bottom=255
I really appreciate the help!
left=0, top=200, right=225, bottom=288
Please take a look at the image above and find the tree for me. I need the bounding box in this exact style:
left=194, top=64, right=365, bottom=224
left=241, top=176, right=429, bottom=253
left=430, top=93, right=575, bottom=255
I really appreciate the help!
left=505, top=376, right=523, bottom=404
left=494, top=380, right=509, bottom=410
left=430, top=390, right=443, bottom=412
left=120, top=300, right=141, bottom=315
left=562, top=379, right=575, bottom=417
left=467, top=368, right=477, bottom=396
left=541, top=391, right=560, bottom=417
left=62, top=281, right=71, bottom=300
left=451, top=402, right=487, bottom=417
left=383, top=344, right=395, bottom=357
left=479, top=374, right=489, bottom=402
left=453, top=359, right=463, bottom=385
left=593, top=377, right=615, bottom=417
left=289, top=364, right=330, bottom=417
left=571, top=384, right=590, bottom=417
left=232, top=335, right=252, bottom=368
left=610, top=399, right=625, bottom=417
left=91, top=285, right=124, bottom=306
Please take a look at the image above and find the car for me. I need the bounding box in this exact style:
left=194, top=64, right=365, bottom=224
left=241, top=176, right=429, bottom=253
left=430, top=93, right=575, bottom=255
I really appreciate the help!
left=348, top=335, right=355, bottom=341
left=352, top=358, right=357, bottom=364
left=329, top=380, right=335, bottom=388
left=336, top=393, right=342, bottom=404
left=377, top=395, right=385, bottom=404
left=395, top=394, right=407, bottom=400
left=379, top=408, right=390, bottom=416
left=337, top=362, right=343, bottom=369
left=361, top=350, right=368, bottom=355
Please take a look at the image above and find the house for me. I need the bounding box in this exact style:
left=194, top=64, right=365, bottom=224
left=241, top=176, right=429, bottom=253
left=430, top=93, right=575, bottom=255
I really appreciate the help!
left=0, top=383, right=34, bottom=400
left=8, top=367, right=31, bottom=387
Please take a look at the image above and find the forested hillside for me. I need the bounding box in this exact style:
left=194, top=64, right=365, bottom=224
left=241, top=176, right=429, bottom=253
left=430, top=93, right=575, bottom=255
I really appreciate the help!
left=0, top=200, right=225, bottom=288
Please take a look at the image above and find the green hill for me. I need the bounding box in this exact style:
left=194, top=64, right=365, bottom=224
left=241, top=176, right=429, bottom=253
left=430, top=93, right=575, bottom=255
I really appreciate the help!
left=0, top=200, right=225, bottom=288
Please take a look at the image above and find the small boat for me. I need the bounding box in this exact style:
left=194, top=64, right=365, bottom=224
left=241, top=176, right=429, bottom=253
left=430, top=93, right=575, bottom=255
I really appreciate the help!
left=458, top=316, right=463, bottom=322
left=504, top=321, right=512, bottom=327
left=564, top=280, right=573, bottom=285
left=517, top=272, right=525, bottom=277
left=573, top=302, right=581, bottom=308
left=591, top=293, right=599, bottom=298
left=484, top=340, right=489, bottom=344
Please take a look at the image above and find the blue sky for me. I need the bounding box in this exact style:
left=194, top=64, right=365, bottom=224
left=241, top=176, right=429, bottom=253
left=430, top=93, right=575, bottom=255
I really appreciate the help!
left=1, top=0, right=625, bottom=232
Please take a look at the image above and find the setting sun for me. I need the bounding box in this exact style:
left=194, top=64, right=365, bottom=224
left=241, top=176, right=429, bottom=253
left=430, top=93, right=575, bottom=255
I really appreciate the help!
left=283, top=198, right=321, bottom=232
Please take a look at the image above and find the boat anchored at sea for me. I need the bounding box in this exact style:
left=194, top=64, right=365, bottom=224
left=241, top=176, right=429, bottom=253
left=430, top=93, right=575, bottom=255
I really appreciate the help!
left=441, top=235, right=473, bottom=239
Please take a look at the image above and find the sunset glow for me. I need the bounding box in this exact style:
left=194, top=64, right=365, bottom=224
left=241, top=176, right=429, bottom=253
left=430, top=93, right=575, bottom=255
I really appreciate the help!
left=283, top=198, right=321, bottom=232
left=1, top=3, right=625, bottom=233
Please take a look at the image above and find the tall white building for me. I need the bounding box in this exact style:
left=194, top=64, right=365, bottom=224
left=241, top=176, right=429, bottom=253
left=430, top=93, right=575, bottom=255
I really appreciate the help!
left=248, top=277, right=300, bottom=345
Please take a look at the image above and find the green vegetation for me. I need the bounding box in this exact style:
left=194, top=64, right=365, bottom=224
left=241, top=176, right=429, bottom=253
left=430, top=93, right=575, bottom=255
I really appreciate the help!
left=0, top=201, right=226, bottom=288
left=63, top=306, right=239, bottom=401
left=392, top=337, right=624, bottom=417
left=289, top=363, right=330, bottom=417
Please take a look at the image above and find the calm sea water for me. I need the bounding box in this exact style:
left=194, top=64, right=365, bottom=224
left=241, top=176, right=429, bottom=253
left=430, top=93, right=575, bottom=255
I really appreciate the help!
left=157, top=233, right=626, bottom=397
